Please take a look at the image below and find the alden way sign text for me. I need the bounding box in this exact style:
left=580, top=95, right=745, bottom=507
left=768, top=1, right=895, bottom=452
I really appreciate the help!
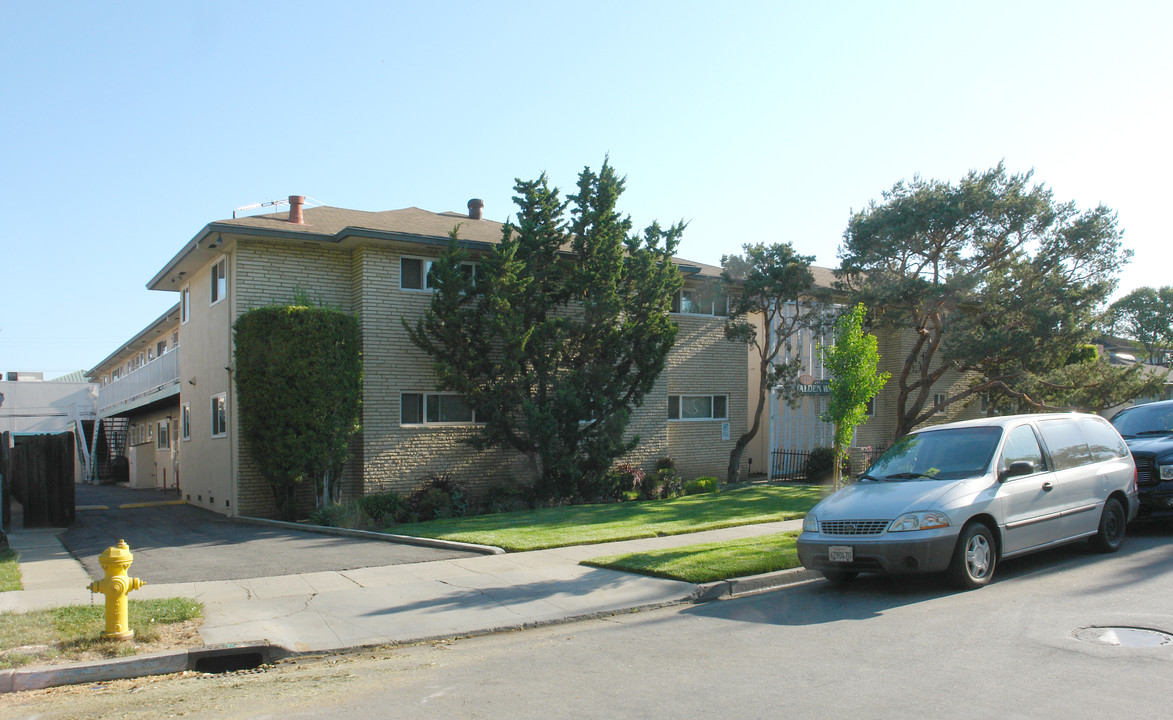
left=796, top=379, right=831, bottom=395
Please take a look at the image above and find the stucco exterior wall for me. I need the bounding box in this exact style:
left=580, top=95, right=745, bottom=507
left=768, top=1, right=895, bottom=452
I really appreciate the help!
left=176, top=252, right=235, bottom=514
left=126, top=406, right=179, bottom=489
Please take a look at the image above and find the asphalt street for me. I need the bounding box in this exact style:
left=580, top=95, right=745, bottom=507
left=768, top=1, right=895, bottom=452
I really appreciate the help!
left=58, top=484, right=479, bottom=584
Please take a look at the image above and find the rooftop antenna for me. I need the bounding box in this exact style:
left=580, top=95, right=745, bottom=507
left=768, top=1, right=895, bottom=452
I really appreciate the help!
left=232, top=196, right=323, bottom=219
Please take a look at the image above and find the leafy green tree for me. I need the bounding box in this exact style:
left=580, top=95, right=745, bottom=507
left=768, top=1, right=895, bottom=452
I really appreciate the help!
left=234, top=303, right=362, bottom=520
left=838, top=163, right=1148, bottom=437
left=407, top=161, right=684, bottom=499
left=721, top=243, right=829, bottom=484
left=1108, top=286, right=1173, bottom=364
left=820, top=303, right=889, bottom=489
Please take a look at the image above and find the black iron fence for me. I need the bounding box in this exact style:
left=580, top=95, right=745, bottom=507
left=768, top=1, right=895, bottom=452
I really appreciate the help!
left=771, top=444, right=892, bottom=482
left=770, top=449, right=812, bottom=481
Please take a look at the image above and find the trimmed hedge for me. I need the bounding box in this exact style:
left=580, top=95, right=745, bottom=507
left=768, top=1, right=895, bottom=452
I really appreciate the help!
left=234, top=304, right=362, bottom=520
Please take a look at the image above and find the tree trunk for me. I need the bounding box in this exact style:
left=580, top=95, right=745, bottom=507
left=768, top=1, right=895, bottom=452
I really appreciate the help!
left=726, top=440, right=748, bottom=485
left=831, top=423, right=843, bottom=490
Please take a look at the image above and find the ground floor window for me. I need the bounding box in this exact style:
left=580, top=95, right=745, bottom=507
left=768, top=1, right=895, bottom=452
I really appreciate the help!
left=211, top=393, right=227, bottom=437
left=181, top=402, right=191, bottom=441
left=157, top=419, right=170, bottom=449
left=401, top=392, right=477, bottom=425
left=668, top=394, right=728, bottom=421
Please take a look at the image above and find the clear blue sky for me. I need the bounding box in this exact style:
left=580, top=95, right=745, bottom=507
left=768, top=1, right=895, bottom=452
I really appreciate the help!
left=2, top=1, right=1169, bottom=377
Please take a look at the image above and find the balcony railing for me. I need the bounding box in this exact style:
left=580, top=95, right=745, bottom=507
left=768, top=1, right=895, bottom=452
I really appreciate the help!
left=98, top=348, right=181, bottom=414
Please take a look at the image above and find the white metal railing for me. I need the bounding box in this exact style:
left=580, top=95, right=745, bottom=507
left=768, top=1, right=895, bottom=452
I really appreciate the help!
left=98, top=347, right=181, bottom=414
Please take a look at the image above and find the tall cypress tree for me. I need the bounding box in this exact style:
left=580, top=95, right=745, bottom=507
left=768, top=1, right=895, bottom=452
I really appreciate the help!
left=408, top=161, right=683, bottom=499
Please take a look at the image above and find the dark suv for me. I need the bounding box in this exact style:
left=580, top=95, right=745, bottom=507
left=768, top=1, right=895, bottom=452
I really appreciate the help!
left=1110, top=399, right=1173, bottom=518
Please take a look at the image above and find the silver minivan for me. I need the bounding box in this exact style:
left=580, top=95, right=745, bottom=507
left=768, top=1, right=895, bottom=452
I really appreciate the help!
left=797, top=413, right=1138, bottom=589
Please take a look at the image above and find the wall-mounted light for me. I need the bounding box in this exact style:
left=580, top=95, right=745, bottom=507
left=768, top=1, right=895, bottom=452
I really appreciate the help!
left=188, top=377, right=197, bottom=386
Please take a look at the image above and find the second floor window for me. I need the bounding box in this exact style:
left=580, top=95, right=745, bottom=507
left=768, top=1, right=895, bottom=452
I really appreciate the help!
left=211, top=258, right=227, bottom=305
left=672, top=288, right=729, bottom=316
left=401, top=257, right=477, bottom=291
left=181, top=286, right=191, bottom=323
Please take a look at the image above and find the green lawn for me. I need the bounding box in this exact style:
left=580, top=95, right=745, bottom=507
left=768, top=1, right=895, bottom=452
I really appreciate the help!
left=0, top=597, right=203, bottom=669
left=387, top=484, right=822, bottom=552
left=583, top=531, right=801, bottom=583
left=0, top=550, right=21, bottom=592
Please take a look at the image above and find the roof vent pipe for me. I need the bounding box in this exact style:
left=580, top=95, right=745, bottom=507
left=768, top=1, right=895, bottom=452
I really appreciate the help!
left=467, top=198, right=484, bottom=220
left=288, top=195, right=306, bottom=224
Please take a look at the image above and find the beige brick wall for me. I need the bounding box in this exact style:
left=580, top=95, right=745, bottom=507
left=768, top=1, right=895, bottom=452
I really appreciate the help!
left=665, top=313, right=748, bottom=480
left=232, top=240, right=361, bottom=517
left=354, top=244, right=532, bottom=497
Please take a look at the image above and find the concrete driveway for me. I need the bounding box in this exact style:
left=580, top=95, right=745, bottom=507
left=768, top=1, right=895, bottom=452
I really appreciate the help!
left=59, top=484, right=479, bottom=584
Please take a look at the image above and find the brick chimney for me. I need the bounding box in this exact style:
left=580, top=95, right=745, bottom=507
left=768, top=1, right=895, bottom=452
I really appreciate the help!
left=467, top=198, right=484, bottom=220
left=288, top=195, right=306, bottom=224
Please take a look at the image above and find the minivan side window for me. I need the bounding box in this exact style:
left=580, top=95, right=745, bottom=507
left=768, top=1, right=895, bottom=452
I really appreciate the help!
left=1077, top=416, right=1129, bottom=462
left=1001, top=424, right=1046, bottom=474
left=1036, top=419, right=1092, bottom=471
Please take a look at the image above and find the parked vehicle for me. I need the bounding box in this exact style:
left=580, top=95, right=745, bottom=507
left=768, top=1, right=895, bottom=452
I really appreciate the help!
left=797, top=413, right=1138, bottom=589
left=1109, top=399, right=1173, bottom=518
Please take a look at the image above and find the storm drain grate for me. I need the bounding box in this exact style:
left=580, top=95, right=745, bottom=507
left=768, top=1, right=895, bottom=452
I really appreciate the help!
left=1073, top=626, right=1173, bottom=648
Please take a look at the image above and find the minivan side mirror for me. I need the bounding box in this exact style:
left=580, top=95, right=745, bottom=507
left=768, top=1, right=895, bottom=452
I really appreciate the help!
left=999, top=460, right=1036, bottom=482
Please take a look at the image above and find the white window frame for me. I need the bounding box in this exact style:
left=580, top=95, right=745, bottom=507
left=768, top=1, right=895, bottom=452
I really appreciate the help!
left=400, top=392, right=480, bottom=426
left=181, top=402, right=191, bottom=441
left=210, top=257, right=227, bottom=307
left=180, top=285, right=191, bottom=324
left=157, top=419, right=170, bottom=449
left=400, top=256, right=477, bottom=292
left=211, top=392, right=228, bottom=438
left=668, top=394, right=729, bottom=421
left=865, top=397, right=876, bottom=417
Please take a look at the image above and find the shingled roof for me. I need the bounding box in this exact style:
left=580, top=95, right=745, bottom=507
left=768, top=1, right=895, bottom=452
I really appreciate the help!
left=150, top=201, right=837, bottom=290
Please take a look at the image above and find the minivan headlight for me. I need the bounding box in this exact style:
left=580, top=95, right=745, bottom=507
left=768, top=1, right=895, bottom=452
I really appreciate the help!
left=803, top=514, right=819, bottom=532
left=888, top=511, right=950, bottom=532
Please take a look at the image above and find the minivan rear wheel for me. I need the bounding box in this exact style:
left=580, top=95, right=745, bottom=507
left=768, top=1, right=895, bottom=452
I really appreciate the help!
left=947, top=522, right=997, bottom=590
left=1089, top=497, right=1126, bottom=553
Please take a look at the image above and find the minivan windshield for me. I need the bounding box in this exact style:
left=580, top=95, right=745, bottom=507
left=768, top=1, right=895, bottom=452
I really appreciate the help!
left=865, top=426, right=1002, bottom=481
left=1110, top=403, right=1173, bottom=438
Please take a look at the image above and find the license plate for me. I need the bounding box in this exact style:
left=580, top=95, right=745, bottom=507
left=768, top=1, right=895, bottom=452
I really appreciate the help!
left=828, top=546, right=853, bottom=563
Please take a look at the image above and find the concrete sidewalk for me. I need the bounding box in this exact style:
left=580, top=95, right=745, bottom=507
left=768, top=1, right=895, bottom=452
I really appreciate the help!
left=0, top=519, right=815, bottom=691
left=3, top=520, right=807, bottom=652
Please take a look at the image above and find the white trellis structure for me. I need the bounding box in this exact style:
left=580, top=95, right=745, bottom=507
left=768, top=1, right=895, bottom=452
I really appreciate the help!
left=768, top=301, right=841, bottom=476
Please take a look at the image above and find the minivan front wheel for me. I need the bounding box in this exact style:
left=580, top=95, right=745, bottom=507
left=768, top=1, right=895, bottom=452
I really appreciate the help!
left=947, top=522, right=997, bottom=590
left=1089, top=497, right=1126, bottom=553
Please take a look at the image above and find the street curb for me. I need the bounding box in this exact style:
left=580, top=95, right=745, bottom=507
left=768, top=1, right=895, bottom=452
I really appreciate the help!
left=694, top=566, right=820, bottom=601
left=235, top=516, right=506, bottom=556
left=0, top=642, right=284, bottom=694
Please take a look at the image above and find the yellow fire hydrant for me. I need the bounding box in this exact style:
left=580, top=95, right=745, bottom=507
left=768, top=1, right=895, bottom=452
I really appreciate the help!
left=86, top=540, right=144, bottom=641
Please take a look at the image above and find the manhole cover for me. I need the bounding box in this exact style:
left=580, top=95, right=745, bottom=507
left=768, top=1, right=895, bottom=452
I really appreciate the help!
left=1074, top=627, right=1173, bottom=648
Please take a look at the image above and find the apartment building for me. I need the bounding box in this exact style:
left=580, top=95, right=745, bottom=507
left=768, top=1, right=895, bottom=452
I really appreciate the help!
left=87, top=305, right=182, bottom=490
left=95, top=196, right=748, bottom=518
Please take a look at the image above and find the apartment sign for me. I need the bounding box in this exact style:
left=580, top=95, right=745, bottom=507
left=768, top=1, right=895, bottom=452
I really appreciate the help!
left=796, top=374, right=831, bottom=395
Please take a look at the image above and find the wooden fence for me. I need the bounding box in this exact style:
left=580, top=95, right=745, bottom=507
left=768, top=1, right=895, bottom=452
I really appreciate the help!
left=8, top=432, right=75, bottom=528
